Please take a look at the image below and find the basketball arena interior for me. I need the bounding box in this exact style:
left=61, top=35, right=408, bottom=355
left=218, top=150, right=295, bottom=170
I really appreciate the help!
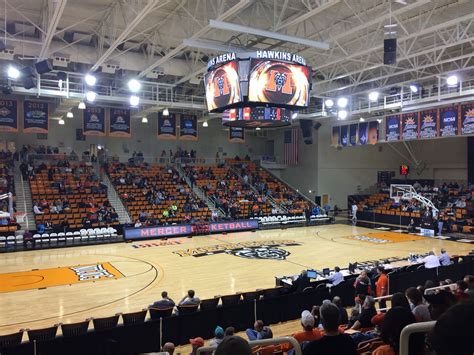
left=0, top=0, right=473, bottom=354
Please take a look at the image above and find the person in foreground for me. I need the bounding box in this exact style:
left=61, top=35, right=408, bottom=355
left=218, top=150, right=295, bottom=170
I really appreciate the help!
left=303, top=302, right=356, bottom=355
left=215, top=335, right=252, bottom=355
left=282, top=310, right=322, bottom=352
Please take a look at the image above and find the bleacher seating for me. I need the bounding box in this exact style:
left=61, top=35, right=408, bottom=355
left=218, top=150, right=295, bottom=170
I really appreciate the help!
left=108, top=163, right=210, bottom=223
left=29, top=162, right=119, bottom=230
left=0, top=152, right=19, bottom=234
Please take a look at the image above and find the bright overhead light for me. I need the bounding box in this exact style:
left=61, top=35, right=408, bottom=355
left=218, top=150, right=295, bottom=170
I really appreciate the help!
left=203, top=121, right=208, bottom=127
left=409, top=84, right=418, bottom=93
left=78, top=102, right=86, bottom=109
left=85, top=91, right=96, bottom=102
left=324, top=99, right=334, bottom=108
left=7, top=66, right=20, bottom=79
left=141, top=116, right=148, bottom=123
left=58, top=119, right=65, bottom=125
left=359, top=117, right=365, bottom=122
left=128, top=79, right=141, bottom=92
left=338, top=110, right=348, bottom=120
left=129, top=95, right=139, bottom=106
left=291, top=112, right=298, bottom=119
left=377, top=118, right=383, bottom=123
left=368, top=91, right=379, bottom=102
left=66, top=112, right=73, bottom=118
left=446, top=75, right=458, bottom=86
left=337, top=97, right=348, bottom=108
left=256, top=127, right=261, bottom=131
left=163, top=108, right=169, bottom=116
left=84, top=74, right=97, bottom=86
left=384, top=23, right=398, bottom=28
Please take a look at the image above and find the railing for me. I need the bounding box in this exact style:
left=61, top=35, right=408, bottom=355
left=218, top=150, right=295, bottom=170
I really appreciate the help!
left=424, top=283, right=456, bottom=294
left=24, top=153, right=90, bottom=163
left=399, top=321, right=436, bottom=355
left=196, top=336, right=302, bottom=355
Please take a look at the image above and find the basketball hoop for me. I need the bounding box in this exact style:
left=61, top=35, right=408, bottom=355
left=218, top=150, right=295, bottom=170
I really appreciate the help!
left=393, top=197, right=400, bottom=204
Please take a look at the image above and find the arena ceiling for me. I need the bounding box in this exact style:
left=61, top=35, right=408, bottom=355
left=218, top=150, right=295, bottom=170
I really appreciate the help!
left=1, top=0, right=473, bottom=116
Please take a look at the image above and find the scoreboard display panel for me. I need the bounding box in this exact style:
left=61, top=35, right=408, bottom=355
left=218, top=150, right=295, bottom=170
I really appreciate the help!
left=247, top=59, right=311, bottom=108
left=204, top=60, right=242, bottom=112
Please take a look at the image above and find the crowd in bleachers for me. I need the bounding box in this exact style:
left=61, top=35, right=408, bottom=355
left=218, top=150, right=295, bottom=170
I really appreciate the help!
left=28, top=160, right=119, bottom=231
left=0, top=151, right=20, bottom=233
left=108, top=162, right=210, bottom=225
left=355, top=181, right=474, bottom=234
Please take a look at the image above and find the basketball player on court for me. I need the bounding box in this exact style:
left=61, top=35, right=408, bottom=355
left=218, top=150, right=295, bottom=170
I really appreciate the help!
left=351, top=202, right=358, bottom=225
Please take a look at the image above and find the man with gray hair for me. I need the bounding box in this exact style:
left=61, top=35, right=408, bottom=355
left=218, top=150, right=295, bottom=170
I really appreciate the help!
left=303, top=303, right=356, bottom=354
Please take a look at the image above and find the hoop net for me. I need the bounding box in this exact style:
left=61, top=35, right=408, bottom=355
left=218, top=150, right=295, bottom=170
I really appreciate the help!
left=13, top=212, right=27, bottom=223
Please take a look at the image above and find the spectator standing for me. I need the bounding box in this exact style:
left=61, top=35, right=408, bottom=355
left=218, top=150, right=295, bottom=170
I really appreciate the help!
left=375, top=266, right=389, bottom=309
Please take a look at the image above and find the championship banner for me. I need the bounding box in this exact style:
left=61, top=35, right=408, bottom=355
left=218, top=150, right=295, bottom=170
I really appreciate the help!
left=439, top=105, right=459, bottom=137
left=460, top=102, right=474, bottom=135
left=157, top=113, right=177, bottom=140
left=401, top=112, right=419, bottom=140
left=358, top=122, right=368, bottom=145
left=179, top=114, right=198, bottom=141
left=385, top=115, right=401, bottom=142
left=340, top=125, right=349, bottom=147
left=23, top=100, right=48, bottom=133
left=368, top=121, right=379, bottom=145
left=0, top=99, right=18, bottom=132
left=331, top=126, right=340, bottom=147
left=83, top=107, right=106, bottom=136
left=229, top=126, right=245, bottom=143
left=419, top=109, right=438, bottom=139
left=349, top=124, right=358, bottom=146
left=109, top=108, right=131, bottom=137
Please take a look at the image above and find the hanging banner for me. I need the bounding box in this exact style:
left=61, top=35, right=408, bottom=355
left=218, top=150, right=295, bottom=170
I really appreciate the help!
left=0, top=99, right=18, bottom=132
left=83, top=107, right=106, bottom=136
left=229, top=126, right=245, bottom=143
left=368, top=121, right=379, bottom=145
left=157, top=113, right=177, bottom=140
left=179, top=114, right=198, bottom=141
left=401, top=112, right=419, bottom=140
left=109, top=108, right=131, bottom=137
left=358, top=122, right=368, bottom=145
left=331, top=126, right=340, bottom=147
left=419, top=108, right=439, bottom=139
left=385, top=115, right=400, bottom=142
left=23, top=101, right=48, bottom=133
left=340, top=125, right=349, bottom=147
left=439, top=105, right=459, bottom=137
left=349, top=124, right=358, bottom=146
left=460, top=102, right=474, bottom=135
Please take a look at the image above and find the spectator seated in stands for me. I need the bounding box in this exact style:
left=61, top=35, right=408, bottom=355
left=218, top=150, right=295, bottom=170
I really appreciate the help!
left=373, top=307, right=424, bottom=355
left=453, top=280, right=470, bottom=301
left=464, top=275, right=474, bottom=297
left=178, top=289, right=200, bottom=306
left=162, top=342, right=175, bottom=354
left=150, top=291, right=175, bottom=309
left=327, top=266, right=344, bottom=286
left=424, top=291, right=457, bottom=320
left=332, top=296, right=349, bottom=325
left=303, top=302, right=356, bottom=355
left=209, top=326, right=225, bottom=348
left=439, top=248, right=451, bottom=266
left=189, top=337, right=204, bottom=355
left=282, top=310, right=322, bottom=352
left=245, top=320, right=273, bottom=341
left=423, top=251, right=441, bottom=269
left=351, top=296, right=376, bottom=330
left=33, top=202, right=44, bottom=215
left=404, top=287, right=431, bottom=322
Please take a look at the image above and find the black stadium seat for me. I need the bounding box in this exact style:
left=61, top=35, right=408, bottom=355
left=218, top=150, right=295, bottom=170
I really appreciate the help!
left=200, top=297, right=219, bottom=311
left=121, top=309, right=148, bottom=326
left=0, top=330, right=24, bottom=348
left=60, top=320, right=90, bottom=337
left=92, top=315, right=119, bottom=331
left=27, top=325, right=58, bottom=342
left=220, top=293, right=242, bottom=306
left=149, top=307, right=174, bottom=320
left=177, top=304, right=199, bottom=314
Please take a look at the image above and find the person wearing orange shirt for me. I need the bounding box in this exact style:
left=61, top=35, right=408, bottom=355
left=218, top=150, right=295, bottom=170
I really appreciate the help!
left=282, top=310, right=322, bottom=352
left=375, top=266, right=389, bottom=310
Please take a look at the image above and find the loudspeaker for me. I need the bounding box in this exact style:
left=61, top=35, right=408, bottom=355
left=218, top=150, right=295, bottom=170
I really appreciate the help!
left=384, top=38, right=397, bottom=65
left=57, top=71, right=67, bottom=81
left=21, top=67, right=34, bottom=77
left=300, top=119, right=313, bottom=145
left=22, top=76, right=37, bottom=89
left=35, top=59, right=53, bottom=74
left=0, top=40, right=5, bottom=51
left=313, top=122, right=322, bottom=130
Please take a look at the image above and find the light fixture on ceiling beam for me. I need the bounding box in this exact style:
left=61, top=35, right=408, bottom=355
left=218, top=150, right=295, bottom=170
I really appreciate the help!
left=162, top=108, right=169, bottom=116
left=183, top=38, right=243, bottom=53
left=66, top=112, right=73, bottom=118
left=209, top=20, right=329, bottom=50
left=142, top=116, right=148, bottom=123
left=78, top=102, right=86, bottom=109
left=202, top=121, right=208, bottom=127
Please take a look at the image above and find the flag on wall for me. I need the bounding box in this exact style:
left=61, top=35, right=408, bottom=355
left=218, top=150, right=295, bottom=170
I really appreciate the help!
left=284, top=128, right=298, bottom=165
left=0, top=99, right=18, bottom=132
left=23, top=100, right=48, bottom=133
left=109, top=108, right=131, bottom=137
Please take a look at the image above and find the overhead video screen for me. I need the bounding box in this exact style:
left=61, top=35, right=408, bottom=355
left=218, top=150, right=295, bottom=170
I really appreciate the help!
left=247, top=59, right=311, bottom=108
left=204, top=60, right=242, bottom=112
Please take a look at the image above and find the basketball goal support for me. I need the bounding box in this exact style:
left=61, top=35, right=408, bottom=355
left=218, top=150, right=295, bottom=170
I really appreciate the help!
left=389, top=184, right=438, bottom=212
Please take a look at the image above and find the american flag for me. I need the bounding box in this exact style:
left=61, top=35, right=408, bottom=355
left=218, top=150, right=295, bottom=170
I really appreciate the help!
left=284, top=128, right=298, bottom=165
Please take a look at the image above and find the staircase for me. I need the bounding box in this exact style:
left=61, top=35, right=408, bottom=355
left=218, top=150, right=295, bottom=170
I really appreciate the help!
left=101, top=174, right=132, bottom=224
left=175, top=163, right=225, bottom=217
left=13, top=167, right=35, bottom=231
left=229, top=166, right=287, bottom=214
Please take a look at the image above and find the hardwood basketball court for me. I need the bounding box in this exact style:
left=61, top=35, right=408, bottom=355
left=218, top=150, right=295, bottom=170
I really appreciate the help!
left=0, top=224, right=471, bottom=335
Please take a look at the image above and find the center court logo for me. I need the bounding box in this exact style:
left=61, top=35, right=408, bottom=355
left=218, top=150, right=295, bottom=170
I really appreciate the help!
left=70, top=264, right=118, bottom=281
left=173, top=240, right=301, bottom=260
left=352, top=235, right=390, bottom=244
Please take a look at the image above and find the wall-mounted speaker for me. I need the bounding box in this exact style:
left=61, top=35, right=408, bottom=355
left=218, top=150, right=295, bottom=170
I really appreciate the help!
left=313, top=122, right=322, bottom=130
left=35, top=59, right=53, bottom=74
left=300, top=119, right=313, bottom=145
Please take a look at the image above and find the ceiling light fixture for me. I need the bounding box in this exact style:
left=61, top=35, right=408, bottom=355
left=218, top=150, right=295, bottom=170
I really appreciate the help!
left=128, top=79, right=141, bottom=92
left=338, top=110, right=348, bottom=120
left=141, top=116, right=148, bottom=123
left=368, top=91, right=379, bottom=102
left=163, top=108, right=169, bottom=116
left=446, top=75, right=458, bottom=86
left=7, top=66, right=20, bottom=79
left=337, top=97, right=348, bottom=108
left=409, top=84, right=418, bottom=93
left=78, top=102, right=86, bottom=109
left=324, top=99, right=334, bottom=108
left=129, top=95, right=140, bottom=106
left=85, top=91, right=96, bottom=102
left=58, top=119, right=65, bottom=125
left=85, top=74, right=97, bottom=86
left=66, top=112, right=73, bottom=118
left=203, top=121, right=209, bottom=127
